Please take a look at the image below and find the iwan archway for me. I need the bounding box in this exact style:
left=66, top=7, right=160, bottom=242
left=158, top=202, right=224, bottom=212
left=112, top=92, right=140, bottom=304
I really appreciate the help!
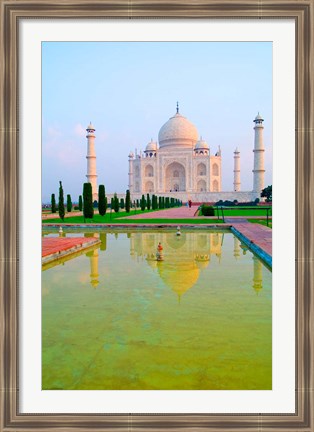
left=165, top=162, right=186, bottom=192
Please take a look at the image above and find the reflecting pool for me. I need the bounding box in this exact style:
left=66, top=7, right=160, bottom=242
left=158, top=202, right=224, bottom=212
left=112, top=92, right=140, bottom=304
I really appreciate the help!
left=42, top=230, right=272, bottom=390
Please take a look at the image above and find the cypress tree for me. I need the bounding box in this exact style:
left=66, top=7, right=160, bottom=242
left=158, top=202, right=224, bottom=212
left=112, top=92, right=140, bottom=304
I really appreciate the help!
left=113, top=193, right=120, bottom=213
left=110, top=197, right=114, bottom=209
left=83, top=182, right=94, bottom=220
left=58, top=181, right=65, bottom=221
left=136, top=199, right=140, bottom=208
left=66, top=194, right=72, bottom=212
left=98, top=185, right=107, bottom=216
left=151, top=194, right=156, bottom=210
left=78, top=195, right=83, bottom=211
left=125, top=189, right=131, bottom=213
left=146, top=193, right=151, bottom=210
left=165, top=197, right=170, bottom=208
left=120, top=198, right=125, bottom=209
left=140, top=194, right=146, bottom=211
left=51, top=193, right=56, bottom=213
left=158, top=196, right=162, bottom=209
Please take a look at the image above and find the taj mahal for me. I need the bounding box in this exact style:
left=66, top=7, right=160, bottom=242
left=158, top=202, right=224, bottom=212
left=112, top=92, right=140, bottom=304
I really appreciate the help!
left=85, top=103, right=266, bottom=203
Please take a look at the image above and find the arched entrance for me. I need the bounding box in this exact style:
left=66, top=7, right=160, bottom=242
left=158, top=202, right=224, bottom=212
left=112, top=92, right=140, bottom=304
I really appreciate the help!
left=197, top=179, right=206, bottom=192
left=165, top=162, right=186, bottom=192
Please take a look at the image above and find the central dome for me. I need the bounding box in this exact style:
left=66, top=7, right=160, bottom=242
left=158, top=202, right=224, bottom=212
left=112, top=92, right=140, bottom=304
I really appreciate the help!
left=158, top=112, right=198, bottom=149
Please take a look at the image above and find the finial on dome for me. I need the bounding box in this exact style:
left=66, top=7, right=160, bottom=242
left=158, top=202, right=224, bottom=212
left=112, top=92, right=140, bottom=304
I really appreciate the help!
left=176, top=101, right=179, bottom=114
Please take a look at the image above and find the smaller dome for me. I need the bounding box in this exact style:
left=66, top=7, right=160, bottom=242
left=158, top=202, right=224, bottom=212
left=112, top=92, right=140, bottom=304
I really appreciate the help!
left=195, top=137, right=209, bottom=150
left=128, top=151, right=134, bottom=158
left=254, top=113, right=264, bottom=122
left=145, top=139, right=158, bottom=152
left=86, top=122, right=95, bottom=130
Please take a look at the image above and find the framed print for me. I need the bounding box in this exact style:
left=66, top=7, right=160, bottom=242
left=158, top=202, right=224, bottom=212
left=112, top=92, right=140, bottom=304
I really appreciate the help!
left=1, top=1, right=313, bottom=431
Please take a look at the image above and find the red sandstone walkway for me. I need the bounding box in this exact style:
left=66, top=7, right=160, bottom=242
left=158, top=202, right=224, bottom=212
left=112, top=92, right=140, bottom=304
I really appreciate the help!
left=120, top=205, right=200, bottom=219
left=42, top=237, right=100, bottom=261
left=230, top=223, right=272, bottom=256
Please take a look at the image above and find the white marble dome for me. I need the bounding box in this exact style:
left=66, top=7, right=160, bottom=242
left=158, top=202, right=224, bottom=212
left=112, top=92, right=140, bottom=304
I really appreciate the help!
left=158, top=112, right=198, bottom=149
left=254, top=113, right=264, bottom=121
left=145, top=139, right=158, bottom=152
left=195, top=137, right=209, bottom=150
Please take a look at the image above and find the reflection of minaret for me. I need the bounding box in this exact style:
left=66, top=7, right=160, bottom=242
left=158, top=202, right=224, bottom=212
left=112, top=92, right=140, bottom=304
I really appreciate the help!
left=252, top=255, right=263, bottom=294
left=252, top=113, right=265, bottom=193
left=233, top=147, right=241, bottom=191
left=233, top=236, right=241, bottom=259
left=89, top=249, right=99, bottom=288
left=86, top=234, right=100, bottom=288
left=86, top=122, right=98, bottom=201
left=99, top=233, right=107, bottom=251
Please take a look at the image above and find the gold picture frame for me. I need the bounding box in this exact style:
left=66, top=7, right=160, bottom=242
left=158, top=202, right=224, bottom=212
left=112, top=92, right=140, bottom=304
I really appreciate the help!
left=1, top=0, right=313, bottom=430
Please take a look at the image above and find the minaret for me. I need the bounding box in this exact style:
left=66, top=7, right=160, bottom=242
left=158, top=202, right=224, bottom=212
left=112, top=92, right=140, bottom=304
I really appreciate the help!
left=233, top=147, right=241, bottom=191
left=128, top=151, right=134, bottom=194
left=252, top=113, right=265, bottom=193
left=86, top=122, right=98, bottom=201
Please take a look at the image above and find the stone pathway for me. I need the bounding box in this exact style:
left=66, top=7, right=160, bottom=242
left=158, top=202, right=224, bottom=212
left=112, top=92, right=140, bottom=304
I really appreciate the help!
left=42, top=237, right=100, bottom=263
left=230, top=222, right=272, bottom=257
left=120, top=205, right=201, bottom=219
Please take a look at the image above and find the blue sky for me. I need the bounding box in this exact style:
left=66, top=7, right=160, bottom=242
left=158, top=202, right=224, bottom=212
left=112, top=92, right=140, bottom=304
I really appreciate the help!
left=42, top=41, right=272, bottom=203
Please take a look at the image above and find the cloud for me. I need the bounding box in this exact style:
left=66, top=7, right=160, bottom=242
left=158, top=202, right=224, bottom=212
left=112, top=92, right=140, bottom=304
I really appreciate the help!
left=47, top=125, right=62, bottom=138
left=73, top=123, right=86, bottom=137
left=43, top=123, right=84, bottom=168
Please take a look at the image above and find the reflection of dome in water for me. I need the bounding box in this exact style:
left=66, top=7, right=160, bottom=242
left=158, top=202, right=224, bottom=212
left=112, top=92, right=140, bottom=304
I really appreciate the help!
left=158, top=261, right=199, bottom=296
left=166, top=233, right=186, bottom=249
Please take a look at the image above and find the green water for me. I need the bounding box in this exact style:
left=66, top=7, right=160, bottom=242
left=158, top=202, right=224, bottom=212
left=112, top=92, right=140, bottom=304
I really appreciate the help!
left=42, top=230, right=272, bottom=390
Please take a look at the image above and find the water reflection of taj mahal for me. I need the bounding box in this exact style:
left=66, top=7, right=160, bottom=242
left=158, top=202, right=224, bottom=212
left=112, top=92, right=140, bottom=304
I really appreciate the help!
left=83, top=231, right=265, bottom=299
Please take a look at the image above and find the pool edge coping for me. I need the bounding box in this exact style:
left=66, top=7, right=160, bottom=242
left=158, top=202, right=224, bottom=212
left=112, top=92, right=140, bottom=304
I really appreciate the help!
left=42, top=223, right=272, bottom=269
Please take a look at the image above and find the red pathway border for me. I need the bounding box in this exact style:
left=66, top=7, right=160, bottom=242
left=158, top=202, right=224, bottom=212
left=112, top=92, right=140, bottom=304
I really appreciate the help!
left=42, top=237, right=100, bottom=259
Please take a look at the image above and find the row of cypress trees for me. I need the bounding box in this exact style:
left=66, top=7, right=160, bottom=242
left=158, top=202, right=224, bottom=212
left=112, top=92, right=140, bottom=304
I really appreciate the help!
left=140, top=194, right=182, bottom=211
left=51, top=184, right=78, bottom=217
left=51, top=182, right=181, bottom=221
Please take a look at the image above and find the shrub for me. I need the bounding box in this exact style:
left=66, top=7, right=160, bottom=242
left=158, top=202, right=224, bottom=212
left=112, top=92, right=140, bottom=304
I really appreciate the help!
left=200, top=204, right=215, bottom=216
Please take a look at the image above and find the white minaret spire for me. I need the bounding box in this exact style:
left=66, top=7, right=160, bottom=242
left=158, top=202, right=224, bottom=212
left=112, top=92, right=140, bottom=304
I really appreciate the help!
left=233, top=147, right=241, bottom=191
left=86, top=122, right=98, bottom=201
left=128, top=151, right=134, bottom=194
left=252, top=113, right=265, bottom=193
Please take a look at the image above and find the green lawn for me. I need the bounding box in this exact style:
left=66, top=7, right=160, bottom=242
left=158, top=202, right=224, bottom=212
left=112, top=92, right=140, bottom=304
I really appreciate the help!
left=42, top=212, right=222, bottom=224
left=43, top=208, right=158, bottom=221
left=211, top=207, right=272, bottom=217
left=247, top=218, right=272, bottom=229
left=43, top=208, right=223, bottom=225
